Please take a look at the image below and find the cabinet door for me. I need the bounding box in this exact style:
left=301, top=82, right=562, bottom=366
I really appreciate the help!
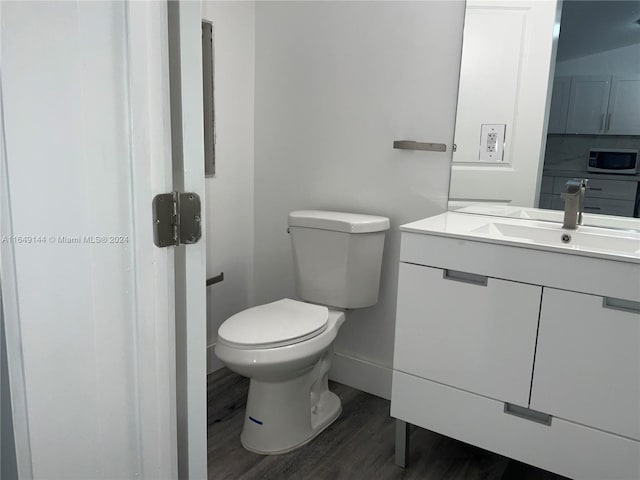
left=540, top=175, right=553, bottom=194
left=393, top=262, right=542, bottom=406
left=538, top=194, right=554, bottom=209
left=607, top=75, right=640, bottom=135
left=530, top=288, right=640, bottom=440
left=565, top=76, right=611, bottom=134
left=547, top=76, right=571, bottom=134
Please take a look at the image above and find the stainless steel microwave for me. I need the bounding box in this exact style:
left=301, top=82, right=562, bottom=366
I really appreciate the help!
left=587, top=148, right=639, bottom=174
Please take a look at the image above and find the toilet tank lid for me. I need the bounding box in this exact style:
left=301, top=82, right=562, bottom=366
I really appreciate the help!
left=288, top=210, right=390, bottom=233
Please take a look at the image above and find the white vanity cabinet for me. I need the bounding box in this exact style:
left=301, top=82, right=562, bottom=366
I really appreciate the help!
left=395, top=263, right=540, bottom=406
left=391, top=212, right=640, bottom=480
left=530, top=288, right=640, bottom=441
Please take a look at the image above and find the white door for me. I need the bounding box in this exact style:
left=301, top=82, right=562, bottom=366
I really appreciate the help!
left=1, top=1, right=206, bottom=479
left=449, top=0, right=559, bottom=208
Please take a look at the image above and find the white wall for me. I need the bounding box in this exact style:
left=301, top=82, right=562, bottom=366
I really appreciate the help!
left=555, top=43, right=640, bottom=76
left=253, top=1, right=466, bottom=398
left=201, top=1, right=255, bottom=373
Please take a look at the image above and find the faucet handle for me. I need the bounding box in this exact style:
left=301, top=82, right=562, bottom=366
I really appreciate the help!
left=564, top=178, right=588, bottom=194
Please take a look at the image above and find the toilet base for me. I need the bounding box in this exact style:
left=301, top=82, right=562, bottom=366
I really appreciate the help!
left=241, top=390, right=341, bottom=455
left=240, top=353, right=341, bottom=455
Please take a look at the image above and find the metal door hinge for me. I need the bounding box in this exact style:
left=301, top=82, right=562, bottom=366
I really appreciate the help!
left=153, top=192, right=201, bottom=247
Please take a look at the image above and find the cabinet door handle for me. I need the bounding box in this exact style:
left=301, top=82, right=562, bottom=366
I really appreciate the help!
left=603, top=297, right=640, bottom=314
left=443, top=269, right=488, bottom=286
left=605, top=112, right=612, bottom=132
left=600, top=113, right=605, bottom=132
left=504, top=403, right=552, bottom=426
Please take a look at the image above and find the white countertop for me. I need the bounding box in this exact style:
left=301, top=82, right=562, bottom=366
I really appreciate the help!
left=401, top=211, right=640, bottom=264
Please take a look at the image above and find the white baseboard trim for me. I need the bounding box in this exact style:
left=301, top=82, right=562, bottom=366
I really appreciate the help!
left=329, top=351, right=391, bottom=400
left=207, top=343, right=224, bottom=374
left=208, top=344, right=391, bottom=398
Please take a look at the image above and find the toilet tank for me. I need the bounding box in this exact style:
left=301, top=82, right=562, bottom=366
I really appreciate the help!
left=288, top=210, right=390, bottom=309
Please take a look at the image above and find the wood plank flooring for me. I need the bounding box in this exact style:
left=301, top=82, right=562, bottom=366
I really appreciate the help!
left=208, top=368, right=568, bottom=480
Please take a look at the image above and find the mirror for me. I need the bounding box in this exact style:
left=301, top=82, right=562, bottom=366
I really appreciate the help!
left=448, top=0, right=640, bottom=230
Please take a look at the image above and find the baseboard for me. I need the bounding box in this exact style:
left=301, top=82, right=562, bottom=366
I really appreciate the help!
left=329, top=351, right=391, bottom=400
left=207, top=344, right=392, bottom=398
left=207, top=343, right=224, bottom=374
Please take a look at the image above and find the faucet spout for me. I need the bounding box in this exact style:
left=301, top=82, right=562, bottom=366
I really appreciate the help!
left=561, top=178, right=588, bottom=230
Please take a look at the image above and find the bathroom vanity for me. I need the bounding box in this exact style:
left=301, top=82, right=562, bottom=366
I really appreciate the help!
left=390, top=211, right=640, bottom=480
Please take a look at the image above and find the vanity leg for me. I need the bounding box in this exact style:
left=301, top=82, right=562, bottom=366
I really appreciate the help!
left=395, top=419, right=410, bottom=468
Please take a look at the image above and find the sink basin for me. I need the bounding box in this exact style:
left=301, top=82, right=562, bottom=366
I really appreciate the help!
left=455, top=204, right=640, bottom=231
left=472, top=222, right=640, bottom=256
left=401, top=211, right=640, bottom=262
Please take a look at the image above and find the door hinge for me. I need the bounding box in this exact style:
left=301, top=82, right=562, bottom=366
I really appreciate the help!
left=153, top=192, right=201, bottom=247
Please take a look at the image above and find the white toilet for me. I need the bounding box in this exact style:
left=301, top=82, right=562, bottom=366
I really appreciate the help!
left=215, top=210, right=390, bottom=454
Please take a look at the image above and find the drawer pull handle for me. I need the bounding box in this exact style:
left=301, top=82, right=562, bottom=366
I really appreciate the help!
left=443, top=269, right=488, bottom=286
left=583, top=206, right=601, bottom=211
left=504, top=403, right=552, bottom=426
left=603, top=297, right=640, bottom=314
left=588, top=187, right=603, bottom=191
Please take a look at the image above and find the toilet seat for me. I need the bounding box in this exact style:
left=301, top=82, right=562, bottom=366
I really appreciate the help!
left=218, top=298, right=328, bottom=349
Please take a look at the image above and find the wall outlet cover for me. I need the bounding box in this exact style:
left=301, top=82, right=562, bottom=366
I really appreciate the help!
left=479, top=124, right=506, bottom=162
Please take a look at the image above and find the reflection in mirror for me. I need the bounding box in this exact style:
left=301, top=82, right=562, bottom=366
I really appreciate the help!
left=448, top=0, right=640, bottom=232
left=540, top=1, right=640, bottom=219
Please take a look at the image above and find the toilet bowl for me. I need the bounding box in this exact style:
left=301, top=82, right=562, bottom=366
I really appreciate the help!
left=215, top=299, right=345, bottom=454
left=215, top=210, right=389, bottom=454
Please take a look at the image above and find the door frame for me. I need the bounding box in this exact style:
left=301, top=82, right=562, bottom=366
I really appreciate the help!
left=167, top=2, right=208, bottom=478
left=126, top=2, right=179, bottom=478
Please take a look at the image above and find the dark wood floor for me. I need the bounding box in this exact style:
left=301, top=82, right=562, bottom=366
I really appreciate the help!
left=208, top=368, right=568, bottom=480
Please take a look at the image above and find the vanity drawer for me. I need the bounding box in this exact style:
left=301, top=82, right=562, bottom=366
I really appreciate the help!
left=530, top=288, right=640, bottom=440
left=586, top=178, right=637, bottom=201
left=549, top=195, right=635, bottom=217
left=551, top=176, right=637, bottom=202
left=583, top=197, right=635, bottom=217
left=394, top=262, right=541, bottom=406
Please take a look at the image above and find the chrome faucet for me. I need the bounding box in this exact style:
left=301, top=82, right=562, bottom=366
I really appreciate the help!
left=561, top=178, right=588, bottom=230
